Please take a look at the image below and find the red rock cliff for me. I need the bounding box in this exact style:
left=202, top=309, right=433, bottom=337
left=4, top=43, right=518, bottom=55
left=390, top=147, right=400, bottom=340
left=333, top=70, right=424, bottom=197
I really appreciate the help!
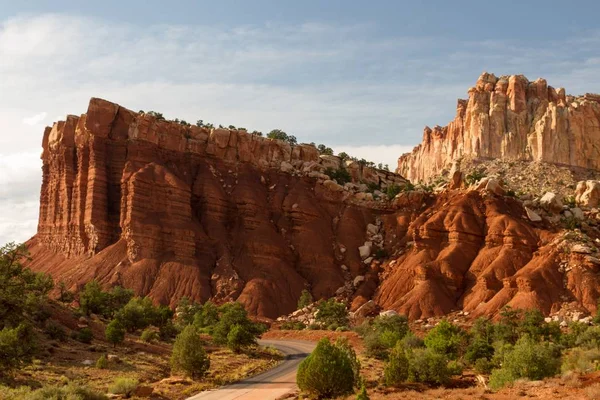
left=29, top=98, right=407, bottom=318
left=398, top=73, right=600, bottom=182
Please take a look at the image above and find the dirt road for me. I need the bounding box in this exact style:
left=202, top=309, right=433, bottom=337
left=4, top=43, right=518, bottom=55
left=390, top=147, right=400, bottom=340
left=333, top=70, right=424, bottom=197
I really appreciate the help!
left=186, top=339, right=315, bottom=400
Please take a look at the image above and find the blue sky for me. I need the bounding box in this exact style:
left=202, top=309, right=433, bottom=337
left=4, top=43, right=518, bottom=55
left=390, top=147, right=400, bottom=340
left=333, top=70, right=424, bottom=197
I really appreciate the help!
left=1, top=0, right=600, bottom=244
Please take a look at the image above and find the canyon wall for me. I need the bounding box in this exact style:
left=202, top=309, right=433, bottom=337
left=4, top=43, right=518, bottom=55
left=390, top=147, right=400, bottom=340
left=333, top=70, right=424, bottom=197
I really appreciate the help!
left=398, top=73, right=600, bottom=182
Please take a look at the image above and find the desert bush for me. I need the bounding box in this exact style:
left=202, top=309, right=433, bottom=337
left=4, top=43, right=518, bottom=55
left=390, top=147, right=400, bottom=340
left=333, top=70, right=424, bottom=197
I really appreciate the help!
left=96, top=354, right=108, bottom=369
left=447, top=360, right=464, bottom=376
left=519, top=309, right=561, bottom=341
left=573, top=326, right=600, bottom=349
left=176, top=297, right=202, bottom=326
left=493, top=306, right=522, bottom=344
left=561, top=321, right=590, bottom=348
left=386, top=184, right=401, bottom=199
left=474, top=357, right=493, bottom=374
left=325, top=167, right=352, bottom=185
left=297, top=338, right=355, bottom=398
left=401, top=332, right=424, bottom=349
left=115, top=296, right=172, bottom=332
left=336, top=337, right=361, bottom=387
left=79, top=280, right=110, bottom=317
left=297, top=289, right=313, bottom=310
left=140, top=328, right=159, bottom=343
left=489, top=335, right=561, bottom=389
left=159, top=320, right=179, bottom=341
left=384, top=342, right=409, bottom=386
left=44, top=320, right=67, bottom=341
left=171, top=325, right=210, bottom=378
left=0, top=383, right=107, bottom=400
left=465, top=337, right=494, bottom=364
left=280, top=321, right=306, bottom=330
left=74, top=327, right=93, bottom=344
left=406, top=348, right=450, bottom=385
left=58, top=281, right=75, bottom=304
left=105, top=320, right=125, bottom=347
left=465, top=169, right=486, bottom=186
left=361, top=314, right=409, bottom=359
left=561, top=347, right=600, bottom=373
left=424, top=320, right=466, bottom=359
left=108, top=377, right=139, bottom=397
left=356, top=384, right=370, bottom=400
left=315, top=299, right=349, bottom=328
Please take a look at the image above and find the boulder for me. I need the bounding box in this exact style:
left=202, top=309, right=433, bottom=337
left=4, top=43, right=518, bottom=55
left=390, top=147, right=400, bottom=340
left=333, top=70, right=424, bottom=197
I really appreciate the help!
left=353, top=300, right=377, bottom=318
left=322, top=180, right=344, bottom=192
left=318, top=155, right=342, bottom=170
left=485, top=178, right=505, bottom=196
left=358, top=244, right=372, bottom=259
left=353, top=275, right=365, bottom=287
left=379, top=310, right=399, bottom=317
left=525, top=207, right=542, bottom=222
left=576, top=180, right=600, bottom=208
left=280, top=161, right=294, bottom=173
left=571, top=207, right=585, bottom=220
left=540, top=192, right=563, bottom=213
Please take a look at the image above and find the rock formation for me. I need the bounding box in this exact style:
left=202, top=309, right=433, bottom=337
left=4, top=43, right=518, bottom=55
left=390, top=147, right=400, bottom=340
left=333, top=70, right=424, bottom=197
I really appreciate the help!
left=27, top=98, right=407, bottom=319
left=27, top=96, right=600, bottom=321
left=398, top=73, right=600, bottom=183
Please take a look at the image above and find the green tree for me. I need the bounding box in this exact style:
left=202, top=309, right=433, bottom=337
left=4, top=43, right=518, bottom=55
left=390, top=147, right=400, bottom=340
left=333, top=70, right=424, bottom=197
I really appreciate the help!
left=105, top=319, right=125, bottom=347
left=494, top=306, right=522, bottom=344
left=79, top=280, right=110, bottom=317
left=193, top=301, right=219, bottom=332
left=0, top=323, right=38, bottom=374
left=171, top=325, right=210, bottom=379
left=384, top=342, right=409, bottom=386
left=424, top=320, right=466, bottom=359
left=0, top=242, right=53, bottom=328
left=317, top=144, right=333, bottom=155
left=297, top=338, right=355, bottom=398
left=227, top=324, right=257, bottom=353
left=212, top=302, right=263, bottom=349
left=297, top=289, right=313, bottom=310
left=58, top=281, right=74, bottom=304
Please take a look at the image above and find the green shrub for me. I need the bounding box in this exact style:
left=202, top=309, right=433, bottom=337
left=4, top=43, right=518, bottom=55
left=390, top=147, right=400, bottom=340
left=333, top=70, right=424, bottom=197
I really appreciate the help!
left=401, top=332, right=424, bottom=349
left=140, top=328, right=159, bottom=343
left=561, top=347, right=600, bottom=373
left=424, top=320, right=466, bottom=359
left=407, top=348, right=450, bottom=385
left=573, top=326, right=600, bottom=349
left=176, top=297, right=201, bottom=327
left=212, top=302, right=263, bottom=350
left=58, top=281, right=75, bottom=304
left=280, top=321, right=306, bottom=330
left=384, top=342, right=409, bottom=386
left=297, top=338, right=355, bottom=398
left=79, top=280, right=110, bottom=317
left=75, top=327, right=93, bottom=344
left=335, top=337, right=361, bottom=388
left=308, top=323, right=321, bottom=330
left=464, top=337, right=494, bottom=364
left=316, top=299, right=349, bottom=328
left=96, top=354, right=108, bottom=369
left=105, top=320, right=125, bottom=347
left=108, top=377, right=138, bottom=397
left=159, top=321, right=179, bottom=341
left=465, top=169, right=486, bottom=186
left=45, top=320, right=67, bottom=341
left=474, top=357, right=493, bottom=374
left=0, top=383, right=108, bottom=400
left=297, top=289, right=313, bottom=310
left=356, top=384, right=370, bottom=400
left=171, top=325, right=210, bottom=378
left=561, top=321, right=590, bottom=348
left=325, top=168, right=352, bottom=185
left=386, top=184, right=401, bottom=199
left=493, top=306, right=521, bottom=344
left=447, top=360, right=464, bottom=376
left=489, top=335, right=561, bottom=389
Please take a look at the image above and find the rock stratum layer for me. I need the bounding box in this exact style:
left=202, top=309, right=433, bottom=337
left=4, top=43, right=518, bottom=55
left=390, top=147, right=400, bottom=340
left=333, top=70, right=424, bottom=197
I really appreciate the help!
left=398, top=73, right=600, bottom=183
left=27, top=96, right=600, bottom=320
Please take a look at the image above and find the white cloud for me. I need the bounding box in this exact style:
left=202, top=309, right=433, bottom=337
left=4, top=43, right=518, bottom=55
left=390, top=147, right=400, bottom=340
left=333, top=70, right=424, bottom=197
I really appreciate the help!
left=22, top=111, right=47, bottom=126
left=1, top=13, right=600, bottom=244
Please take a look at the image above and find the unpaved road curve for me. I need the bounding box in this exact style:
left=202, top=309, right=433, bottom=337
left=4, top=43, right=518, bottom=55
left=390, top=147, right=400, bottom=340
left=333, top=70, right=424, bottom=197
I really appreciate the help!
left=186, top=339, right=316, bottom=400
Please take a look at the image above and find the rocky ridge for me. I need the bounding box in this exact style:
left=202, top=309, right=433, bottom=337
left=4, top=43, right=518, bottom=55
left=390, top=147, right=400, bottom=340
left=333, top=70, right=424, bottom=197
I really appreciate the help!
left=398, top=73, right=600, bottom=183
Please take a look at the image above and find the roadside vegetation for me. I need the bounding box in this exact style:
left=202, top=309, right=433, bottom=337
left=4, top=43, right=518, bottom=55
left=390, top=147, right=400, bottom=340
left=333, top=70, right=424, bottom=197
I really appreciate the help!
left=0, top=241, right=280, bottom=399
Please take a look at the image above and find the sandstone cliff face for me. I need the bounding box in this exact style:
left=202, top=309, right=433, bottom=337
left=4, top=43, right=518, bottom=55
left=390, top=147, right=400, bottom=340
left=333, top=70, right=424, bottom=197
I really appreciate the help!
left=398, top=73, right=600, bottom=182
left=29, top=98, right=405, bottom=318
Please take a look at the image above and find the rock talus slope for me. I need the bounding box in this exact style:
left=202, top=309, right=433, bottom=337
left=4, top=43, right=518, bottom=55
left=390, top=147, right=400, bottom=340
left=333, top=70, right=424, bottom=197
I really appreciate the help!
left=398, top=73, right=600, bottom=183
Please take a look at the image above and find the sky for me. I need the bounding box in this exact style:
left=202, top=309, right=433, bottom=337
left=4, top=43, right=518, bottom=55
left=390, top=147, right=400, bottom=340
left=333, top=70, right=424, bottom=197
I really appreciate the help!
left=1, top=0, right=600, bottom=245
